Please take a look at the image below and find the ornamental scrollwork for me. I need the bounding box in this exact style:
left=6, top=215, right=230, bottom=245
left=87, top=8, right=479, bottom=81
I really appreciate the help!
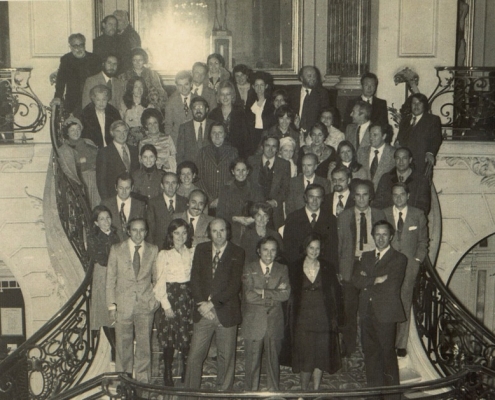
left=442, top=156, right=495, bottom=187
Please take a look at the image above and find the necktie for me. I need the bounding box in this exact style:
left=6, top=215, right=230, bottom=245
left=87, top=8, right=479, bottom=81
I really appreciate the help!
left=398, top=211, right=404, bottom=238
left=212, top=250, right=220, bottom=277
left=311, top=213, right=317, bottom=228
left=184, top=97, right=189, bottom=116
left=359, top=212, right=367, bottom=251
left=133, top=245, right=141, bottom=277
left=375, top=252, right=380, bottom=264
left=198, top=122, right=203, bottom=148
left=306, top=179, right=311, bottom=188
left=356, top=125, right=361, bottom=149
left=168, top=199, right=174, bottom=214
left=301, top=89, right=310, bottom=128
left=122, top=145, right=131, bottom=171
left=190, top=217, right=195, bottom=236
left=399, top=175, right=404, bottom=182
left=107, top=79, right=112, bottom=96
left=120, top=202, right=126, bottom=232
left=336, top=194, right=344, bottom=216
left=265, top=266, right=270, bottom=276
left=370, top=149, right=379, bottom=179
left=264, top=160, right=270, bottom=172
left=411, top=116, right=417, bottom=126
left=367, top=98, right=371, bottom=104
left=194, top=87, right=199, bottom=96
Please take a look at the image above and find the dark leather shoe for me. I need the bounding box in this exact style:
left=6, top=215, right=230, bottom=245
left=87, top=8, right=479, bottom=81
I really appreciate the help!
left=397, top=348, right=407, bottom=357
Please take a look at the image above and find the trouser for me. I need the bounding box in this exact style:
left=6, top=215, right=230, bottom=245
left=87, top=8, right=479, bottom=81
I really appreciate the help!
left=244, top=335, right=282, bottom=391
left=396, top=259, right=420, bottom=349
left=341, top=281, right=360, bottom=356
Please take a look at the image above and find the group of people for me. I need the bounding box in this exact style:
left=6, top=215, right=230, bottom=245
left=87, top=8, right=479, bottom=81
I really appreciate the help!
left=52, top=11, right=442, bottom=399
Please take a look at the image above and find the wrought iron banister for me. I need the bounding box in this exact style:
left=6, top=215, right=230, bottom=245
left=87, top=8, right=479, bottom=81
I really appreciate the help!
left=414, top=255, right=495, bottom=377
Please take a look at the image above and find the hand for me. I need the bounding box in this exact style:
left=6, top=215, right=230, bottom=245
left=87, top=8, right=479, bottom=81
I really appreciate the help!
left=162, top=159, right=171, bottom=170
left=203, top=311, right=215, bottom=320
left=294, top=115, right=301, bottom=129
left=266, top=199, right=278, bottom=208
left=50, top=97, right=61, bottom=107
left=164, top=308, right=175, bottom=319
left=233, top=216, right=254, bottom=226
left=374, top=275, right=388, bottom=285
left=109, top=310, right=117, bottom=325
left=425, top=154, right=435, bottom=181
left=360, top=270, right=368, bottom=276
left=210, top=198, right=219, bottom=208
left=198, top=301, right=213, bottom=317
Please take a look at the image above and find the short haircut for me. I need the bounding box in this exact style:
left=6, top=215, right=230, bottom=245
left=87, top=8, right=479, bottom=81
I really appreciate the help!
left=109, top=120, right=127, bottom=133
left=275, top=104, right=295, bottom=122
left=233, top=64, right=251, bottom=77
left=298, top=65, right=319, bottom=80
left=256, top=235, right=279, bottom=256
left=304, top=183, right=325, bottom=197
left=261, top=135, right=280, bottom=149
left=115, top=171, right=134, bottom=187
left=62, top=117, right=83, bottom=139
left=392, top=181, right=410, bottom=194
left=102, top=15, right=117, bottom=25
left=89, top=84, right=111, bottom=101
left=140, top=143, right=157, bottom=158
left=361, top=72, right=379, bottom=86
left=354, top=100, right=372, bottom=121
left=311, top=121, right=330, bottom=140
left=210, top=121, right=226, bottom=138
left=207, top=53, right=225, bottom=67
left=249, top=202, right=274, bottom=220
left=68, top=33, right=85, bottom=44
left=369, top=123, right=386, bottom=135
left=102, top=54, right=119, bottom=64
left=229, top=157, right=252, bottom=175
left=302, top=232, right=323, bottom=255
left=164, top=218, right=193, bottom=250
left=394, top=146, right=413, bottom=159
left=177, top=161, right=199, bottom=181
left=301, top=152, right=318, bottom=165
left=206, top=218, right=232, bottom=241
left=113, top=10, right=129, bottom=20
left=130, top=47, right=149, bottom=64
left=272, top=88, right=288, bottom=103
left=161, top=172, right=178, bottom=185
left=141, top=108, right=164, bottom=128
left=371, top=220, right=395, bottom=236
left=91, top=204, right=112, bottom=225
left=351, top=178, right=375, bottom=200
left=126, top=217, right=149, bottom=233
left=331, top=165, right=351, bottom=179
left=251, top=70, right=272, bottom=86
left=192, top=61, right=208, bottom=74
left=175, top=70, right=193, bottom=84
left=188, top=188, right=208, bottom=205
left=217, top=80, right=236, bottom=103
left=190, top=96, right=209, bottom=110
left=410, top=93, right=430, bottom=112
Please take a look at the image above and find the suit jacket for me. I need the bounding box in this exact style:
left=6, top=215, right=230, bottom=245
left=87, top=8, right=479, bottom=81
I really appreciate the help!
left=241, top=261, right=290, bottom=341
left=101, top=196, right=146, bottom=242
left=190, top=241, right=245, bottom=327
left=372, top=168, right=431, bottom=214
left=176, top=119, right=214, bottom=164
left=106, top=239, right=159, bottom=320
left=208, top=106, right=250, bottom=157
left=352, top=247, right=407, bottom=323
left=337, top=207, right=386, bottom=282
left=323, top=191, right=355, bottom=217
left=285, top=175, right=331, bottom=216
left=192, top=85, right=217, bottom=110
left=283, top=207, right=339, bottom=268
left=357, top=144, right=396, bottom=189
left=164, top=91, right=193, bottom=145
left=248, top=155, right=291, bottom=230
left=344, top=96, right=389, bottom=129
left=395, top=113, right=443, bottom=175
left=80, top=103, right=121, bottom=148
left=82, top=71, right=125, bottom=110
left=345, top=123, right=371, bottom=150
left=288, top=85, right=331, bottom=132
left=172, top=211, right=213, bottom=246
left=95, top=142, right=139, bottom=200
left=147, top=194, right=188, bottom=248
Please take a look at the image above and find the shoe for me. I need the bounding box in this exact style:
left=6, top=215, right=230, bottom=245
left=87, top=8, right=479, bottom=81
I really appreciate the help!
left=396, top=348, right=407, bottom=357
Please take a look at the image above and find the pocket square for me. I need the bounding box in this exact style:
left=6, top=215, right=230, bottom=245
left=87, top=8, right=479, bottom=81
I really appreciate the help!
left=409, top=226, right=417, bottom=231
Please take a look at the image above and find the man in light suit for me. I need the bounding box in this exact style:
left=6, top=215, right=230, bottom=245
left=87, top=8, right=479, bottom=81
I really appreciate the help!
left=106, top=217, right=159, bottom=383
left=176, top=96, right=214, bottom=164
left=165, top=70, right=194, bottom=145
left=82, top=54, right=125, bottom=110
left=352, top=220, right=406, bottom=399
left=96, top=121, right=139, bottom=200
left=191, top=62, right=217, bottom=110
left=285, top=153, right=331, bottom=216
left=337, top=179, right=385, bottom=357
left=185, top=218, right=245, bottom=392
left=345, top=100, right=372, bottom=150
left=323, top=166, right=355, bottom=217
left=383, top=183, right=428, bottom=357
left=101, top=172, right=146, bottom=241
left=242, top=237, right=290, bottom=391
left=173, top=189, right=213, bottom=245
left=357, top=124, right=396, bottom=190
left=147, top=172, right=188, bottom=248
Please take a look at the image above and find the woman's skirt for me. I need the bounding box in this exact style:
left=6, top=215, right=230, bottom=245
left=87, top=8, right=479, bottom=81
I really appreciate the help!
left=155, top=282, right=194, bottom=351
left=90, top=263, right=111, bottom=330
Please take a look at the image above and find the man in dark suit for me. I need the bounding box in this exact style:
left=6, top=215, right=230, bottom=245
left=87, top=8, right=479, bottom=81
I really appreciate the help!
left=285, top=153, right=331, bottom=216
left=93, top=15, right=126, bottom=74
left=337, top=179, right=385, bottom=357
left=176, top=96, right=214, bottom=164
left=191, top=62, right=217, bottom=110
left=352, top=220, right=407, bottom=399
left=345, top=100, right=372, bottom=150
left=288, top=66, right=330, bottom=135
left=96, top=120, right=139, bottom=200
left=113, top=10, right=141, bottom=72
left=165, top=70, right=194, bottom=144
left=324, top=166, right=355, bottom=217
left=284, top=183, right=338, bottom=268
left=248, top=136, right=291, bottom=230
left=81, top=84, right=121, bottom=148
left=173, top=189, right=213, bottom=246
left=383, top=183, right=428, bottom=357
left=82, top=54, right=125, bottom=110
left=373, top=147, right=431, bottom=214
left=101, top=172, right=146, bottom=241
left=395, top=93, right=443, bottom=179
left=106, top=217, right=159, bottom=383
left=343, top=72, right=389, bottom=130
left=147, top=172, right=188, bottom=248
left=185, top=218, right=245, bottom=392
left=242, top=237, right=290, bottom=391
left=357, top=124, right=396, bottom=190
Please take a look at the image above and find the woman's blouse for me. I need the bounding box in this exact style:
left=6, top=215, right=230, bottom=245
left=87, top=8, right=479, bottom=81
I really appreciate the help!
left=176, top=183, right=200, bottom=198
left=237, top=83, right=251, bottom=105
left=122, top=103, right=147, bottom=128
left=154, top=247, right=194, bottom=310
left=119, top=67, right=168, bottom=110
left=324, top=126, right=345, bottom=151
left=140, top=134, right=177, bottom=172
left=132, top=167, right=165, bottom=200
left=87, top=228, right=120, bottom=266
left=251, top=99, right=266, bottom=129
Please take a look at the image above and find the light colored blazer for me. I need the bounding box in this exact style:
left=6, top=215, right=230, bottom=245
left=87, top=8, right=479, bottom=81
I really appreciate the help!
left=241, top=261, right=290, bottom=341
left=172, top=211, right=213, bottom=246
left=356, top=143, right=396, bottom=189
left=164, top=91, right=193, bottom=145
left=106, top=239, right=159, bottom=320
left=82, top=72, right=125, bottom=110
left=345, top=123, right=371, bottom=150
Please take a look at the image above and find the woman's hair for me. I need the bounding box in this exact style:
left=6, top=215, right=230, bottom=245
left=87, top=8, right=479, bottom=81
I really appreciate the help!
left=131, top=47, right=149, bottom=64
left=311, top=121, right=329, bottom=140
left=275, top=104, right=295, bottom=123
left=336, top=140, right=362, bottom=173
left=140, top=108, right=164, bottom=129
left=207, top=53, right=226, bottom=68
left=62, top=117, right=83, bottom=139
left=91, top=205, right=112, bottom=234
left=250, top=70, right=273, bottom=98
left=249, top=201, right=274, bottom=220
left=279, top=136, right=296, bottom=152
left=229, top=157, right=252, bottom=176
left=140, top=143, right=157, bottom=158
left=123, top=76, right=149, bottom=109
left=232, top=64, right=252, bottom=78
left=89, top=84, right=111, bottom=101
left=164, top=218, right=193, bottom=250
left=272, top=88, right=288, bottom=105
left=318, top=106, right=341, bottom=129
left=177, top=160, right=199, bottom=183
left=217, top=80, right=236, bottom=104
left=302, top=232, right=322, bottom=255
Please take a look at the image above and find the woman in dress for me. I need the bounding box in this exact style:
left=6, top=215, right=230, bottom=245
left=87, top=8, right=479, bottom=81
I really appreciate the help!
left=87, top=205, right=120, bottom=359
left=154, top=218, right=195, bottom=386
left=298, top=122, right=336, bottom=178
left=206, top=52, right=231, bottom=92
left=327, top=140, right=368, bottom=184
left=120, top=76, right=149, bottom=146
left=232, top=64, right=252, bottom=107
left=291, top=232, right=342, bottom=390
left=139, top=108, right=177, bottom=172
left=176, top=161, right=201, bottom=198
left=132, top=144, right=164, bottom=203
left=319, top=107, right=345, bottom=151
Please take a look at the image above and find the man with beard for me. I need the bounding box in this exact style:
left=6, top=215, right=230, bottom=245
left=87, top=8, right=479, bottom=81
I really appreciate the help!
left=82, top=54, right=125, bottom=110
left=288, top=66, right=331, bottom=135
left=51, top=33, right=101, bottom=116
left=191, top=62, right=217, bottom=110
left=176, top=96, right=214, bottom=164
left=165, top=71, right=194, bottom=145
left=324, top=166, right=355, bottom=217
left=93, top=15, right=125, bottom=73
left=173, top=189, right=213, bottom=245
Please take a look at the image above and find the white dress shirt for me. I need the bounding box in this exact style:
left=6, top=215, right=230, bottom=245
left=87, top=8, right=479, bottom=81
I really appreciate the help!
left=369, top=143, right=385, bottom=167
left=332, top=189, right=350, bottom=216
left=116, top=195, right=132, bottom=221
left=299, top=87, right=312, bottom=118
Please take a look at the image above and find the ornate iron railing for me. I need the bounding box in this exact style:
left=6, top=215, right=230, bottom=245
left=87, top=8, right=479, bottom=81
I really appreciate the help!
left=429, top=66, right=495, bottom=141
left=414, top=256, right=495, bottom=378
